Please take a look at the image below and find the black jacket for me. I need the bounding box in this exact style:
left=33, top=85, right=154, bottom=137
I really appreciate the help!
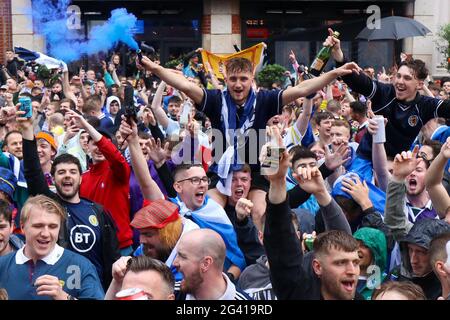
left=264, top=195, right=363, bottom=300
left=397, top=218, right=450, bottom=299
left=22, top=138, right=121, bottom=291
left=337, top=58, right=450, bottom=159
left=225, top=204, right=265, bottom=266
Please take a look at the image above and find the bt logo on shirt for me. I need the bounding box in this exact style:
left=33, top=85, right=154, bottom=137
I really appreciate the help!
left=70, top=225, right=97, bottom=253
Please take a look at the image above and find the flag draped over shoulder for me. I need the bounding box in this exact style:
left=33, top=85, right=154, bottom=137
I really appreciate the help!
left=171, top=195, right=247, bottom=271
left=14, top=47, right=68, bottom=72
left=201, top=43, right=266, bottom=80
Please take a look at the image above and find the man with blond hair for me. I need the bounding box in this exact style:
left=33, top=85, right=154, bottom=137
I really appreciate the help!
left=0, top=195, right=104, bottom=300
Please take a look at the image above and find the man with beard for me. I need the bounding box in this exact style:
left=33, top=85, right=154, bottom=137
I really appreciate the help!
left=263, top=127, right=363, bottom=300
left=18, top=109, right=120, bottom=291
left=127, top=198, right=199, bottom=281
left=172, top=228, right=250, bottom=300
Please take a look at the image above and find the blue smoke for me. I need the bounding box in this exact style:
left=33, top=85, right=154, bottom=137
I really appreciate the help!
left=32, top=0, right=139, bottom=62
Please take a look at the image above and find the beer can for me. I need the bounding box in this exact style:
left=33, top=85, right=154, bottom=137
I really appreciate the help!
left=304, top=235, right=314, bottom=251
left=372, top=115, right=386, bottom=144
left=115, top=288, right=148, bottom=300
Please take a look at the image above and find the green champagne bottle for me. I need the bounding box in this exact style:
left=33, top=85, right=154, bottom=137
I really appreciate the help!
left=310, top=31, right=340, bottom=77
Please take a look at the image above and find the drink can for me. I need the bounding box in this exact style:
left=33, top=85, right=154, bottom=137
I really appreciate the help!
left=115, top=288, right=148, bottom=300
left=304, top=235, right=314, bottom=251
left=372, top=115, right=386, bottom=144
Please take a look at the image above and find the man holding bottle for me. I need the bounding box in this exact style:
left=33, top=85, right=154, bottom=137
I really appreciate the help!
left=324, top=28, right=450, bottom=178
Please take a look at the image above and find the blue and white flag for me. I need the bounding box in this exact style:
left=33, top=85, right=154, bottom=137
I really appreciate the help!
left=215, top=88, right=256, bottom=196
left=171, top=195, right=246, bottom=271
left=332, top=172, right=386, bottom=215
left=4, top=152, right=27, bottom=188
left=14, top=47, right=67, bottom=72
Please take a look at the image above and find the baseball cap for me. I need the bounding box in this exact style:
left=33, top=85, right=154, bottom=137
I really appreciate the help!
left=36, top=131, right=57, bottom=151
left=0, top=167, right=18, bottom=200
left=0, top=85, right=8, bottom=90
left=131, top=199, right=180, bottom=229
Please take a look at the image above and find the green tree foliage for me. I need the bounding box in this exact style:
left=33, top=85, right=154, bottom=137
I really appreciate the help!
left=256, top=64, right=287, bottom=89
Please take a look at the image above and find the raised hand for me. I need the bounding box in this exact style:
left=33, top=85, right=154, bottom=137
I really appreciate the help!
left=293, top=166, right=326, bottom=195
left=288, top=49, right=297, bottom=64
left=324, top=142, right=351, bottom=171
left=138, top=55, right=159, bottom=72
left=260, top=126, right=290, bottom=180
left=332, top=62, right=361, bottom=77
left=235, top=198, right=254, bottom=222
left=440, top=137, right=450, bottom=159
left=341, top=175, right=373, bottom=210
left=64, top=120, right=80, bottom=143
left=147, top=137, right=169, bottom=168
left=324, top=28, right=344, bottom=62
left=66, top=109, right=89, bottom=130
left=392, top=145, right=420, bottom=181
left=119, top=117, right=138, bottom=142
left=111, top=256, right=132, bottom=283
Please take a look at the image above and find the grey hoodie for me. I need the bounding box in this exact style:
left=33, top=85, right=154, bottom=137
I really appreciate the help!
left=238, top=255, right=276, bottom=300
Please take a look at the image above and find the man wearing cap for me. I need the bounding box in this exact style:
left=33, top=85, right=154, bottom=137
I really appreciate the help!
left=130, top=198, right=199, bottom=281
left=18, top=109, right=121, bottom=291
left=35, top=131, right=57, bottom=190
left=118, top=119, right=245, bottom=281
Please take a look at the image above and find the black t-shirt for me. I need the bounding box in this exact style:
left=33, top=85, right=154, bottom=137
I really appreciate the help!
left=340, top=69, right=450, bottom=158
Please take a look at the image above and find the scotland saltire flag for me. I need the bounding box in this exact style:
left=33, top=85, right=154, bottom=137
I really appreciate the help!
left=14, top=47, right=67, bottom=72
left=332, top=172, right=386, bottom=215
left=171, top=195, right=247, bottom=271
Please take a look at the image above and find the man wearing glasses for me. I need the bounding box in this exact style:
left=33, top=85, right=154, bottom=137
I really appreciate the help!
left=171, top=164, right=246, bottom=281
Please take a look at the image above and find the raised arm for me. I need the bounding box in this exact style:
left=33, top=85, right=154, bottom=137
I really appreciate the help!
left=150, top=81, right=170, bottom=129
left=295, top=96, right=313, bottom=138
left=67, top=110, right=130, bottom=183
left=367, top=116, right=390, bottom=192
left=384, top=147, right=419, bottom=240
left=62, top=71, right=77, bottom=105
left=263, top=127, right=307, bottom=299
left=425, top=137, right=450, bottom=218
left=16, top=105, right=54, bottom=198
left=119, top=118, right=164, bottom=201
left=281, top=62, right=360, bottom=106
left=139, top=56, right=204, bottom=105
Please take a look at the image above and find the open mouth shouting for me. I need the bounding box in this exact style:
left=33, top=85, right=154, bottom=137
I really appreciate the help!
left=194, top=191, right=205, bottom=204
left=234, top=187, right=244, bottom=199
left=341, top=279, right=356, bottom=293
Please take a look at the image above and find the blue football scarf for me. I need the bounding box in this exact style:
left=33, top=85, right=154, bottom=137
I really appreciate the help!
left=216, top=89, right=256, bottom=196
left=171, top=195, right=246, bottom=271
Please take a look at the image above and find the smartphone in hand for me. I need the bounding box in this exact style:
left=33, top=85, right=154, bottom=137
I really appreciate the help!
left=18, top=96, right=33, bottom=118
